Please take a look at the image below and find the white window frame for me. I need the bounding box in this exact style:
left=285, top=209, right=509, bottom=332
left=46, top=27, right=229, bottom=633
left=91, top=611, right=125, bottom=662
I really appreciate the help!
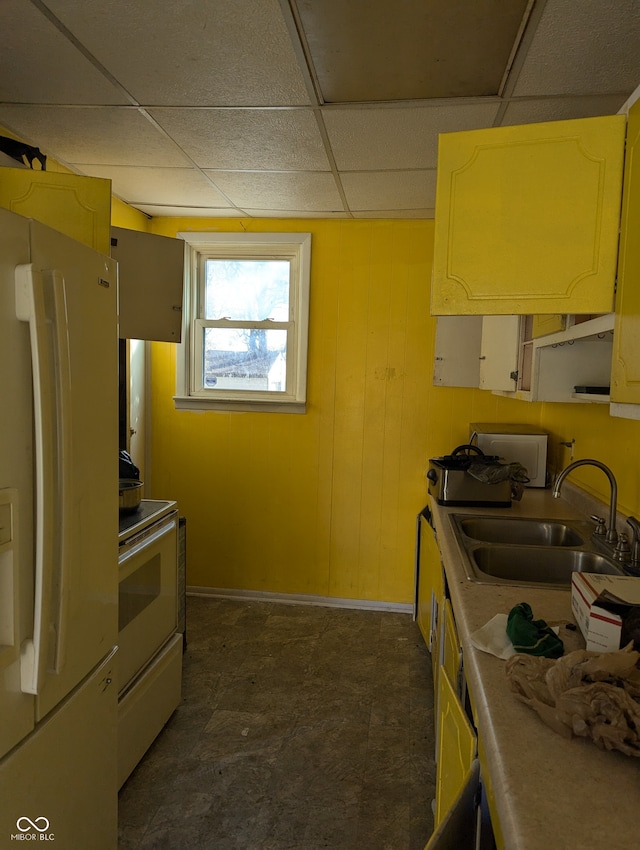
left=175, top=232, right=311, bottom=413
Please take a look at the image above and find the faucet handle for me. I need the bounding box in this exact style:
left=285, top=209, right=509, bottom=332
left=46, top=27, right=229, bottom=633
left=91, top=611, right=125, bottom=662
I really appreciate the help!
left=590, top=515, right=607, bottom=536
left=614, top=531, right=631, bottom=562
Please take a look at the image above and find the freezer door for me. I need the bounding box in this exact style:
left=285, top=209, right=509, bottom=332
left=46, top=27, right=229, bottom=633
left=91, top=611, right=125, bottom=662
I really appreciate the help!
left=17, top=220, right=119, bottom=719
left=0, top=649, right=118, bottom=849
left=0, top=210, right=36, bottom=758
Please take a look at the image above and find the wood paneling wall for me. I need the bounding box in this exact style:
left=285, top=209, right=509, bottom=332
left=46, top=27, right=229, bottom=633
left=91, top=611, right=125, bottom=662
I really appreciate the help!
left=149, top=219, right=437, bottom=603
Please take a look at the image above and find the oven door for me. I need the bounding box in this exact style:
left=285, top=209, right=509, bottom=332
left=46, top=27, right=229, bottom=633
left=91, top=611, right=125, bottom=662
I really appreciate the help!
left=117, top=511, right=178, bottom=692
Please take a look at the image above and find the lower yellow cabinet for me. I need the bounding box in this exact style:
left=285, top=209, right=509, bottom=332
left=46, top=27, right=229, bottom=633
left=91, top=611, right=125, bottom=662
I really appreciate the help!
left=434, top=667, right=477, bottom=829
left=416, top=512, right=445, bottom=686
left=441, top=599, right=462, bottom=694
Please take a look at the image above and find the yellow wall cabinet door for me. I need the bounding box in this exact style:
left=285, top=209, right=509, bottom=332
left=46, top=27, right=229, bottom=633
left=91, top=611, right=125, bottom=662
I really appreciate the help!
left=611, top=98, right=640, bottom=405
left=0, top=168, right=111, bottom=254
left=431, top=115, right=626, bottom=316
left=434, top=667, right=477, bottom=829
left=531, top=314, right=566, bottom=338
left=416, top=513, right=445, bottom=685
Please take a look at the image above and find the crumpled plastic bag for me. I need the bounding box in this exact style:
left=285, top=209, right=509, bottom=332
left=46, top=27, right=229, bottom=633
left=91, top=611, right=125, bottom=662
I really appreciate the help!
left=506, top=644, right=640, bottom=756
left=467, top=461, right=530, bottom=485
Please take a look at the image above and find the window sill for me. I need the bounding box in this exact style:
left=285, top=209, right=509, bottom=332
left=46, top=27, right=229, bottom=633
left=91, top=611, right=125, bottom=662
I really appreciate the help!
left=173, top=395, right=307, bottom=414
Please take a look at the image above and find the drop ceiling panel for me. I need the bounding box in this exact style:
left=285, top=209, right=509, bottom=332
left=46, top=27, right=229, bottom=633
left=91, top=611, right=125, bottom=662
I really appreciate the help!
left=323, top=103, right=501, bottom=170
left=355, top=208, right=435, bottom=219
left=242, top=208, right=349, bottom=219
left=44, top=0, right=311, bottom=107
left=502, top=94, right=629, bottom=126
left=149, top=108, right=330, bottom=170
left=206, top=171, right=344, bottom=212
left=341, top=170, right=437, bottom=211
left=0, top=106, right=189, bottom=167
left=135, top=205, right=245, bottom=218
left=2, top=0, right=640, bottom=220
left=75, top=165, right=231, bottom=206
left=0, top=0, right=127, bottom=105
left=513, top=0, right=640, bottom=97
left=296, top=0, right=531, bottom=101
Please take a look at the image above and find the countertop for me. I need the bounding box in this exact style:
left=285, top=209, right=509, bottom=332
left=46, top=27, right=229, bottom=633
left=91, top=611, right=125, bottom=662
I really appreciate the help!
left=429, top=484, right=640, bottom=850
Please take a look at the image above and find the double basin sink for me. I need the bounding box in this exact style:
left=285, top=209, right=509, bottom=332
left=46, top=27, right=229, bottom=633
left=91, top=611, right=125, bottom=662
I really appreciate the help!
left=450, top=514, right=624, bottom=588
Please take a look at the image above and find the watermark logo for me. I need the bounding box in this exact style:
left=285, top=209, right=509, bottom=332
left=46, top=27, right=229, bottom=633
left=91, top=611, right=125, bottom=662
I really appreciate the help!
left=16, top=819, right=48, bottom=833
left=11, top=817, right=54, bottom=841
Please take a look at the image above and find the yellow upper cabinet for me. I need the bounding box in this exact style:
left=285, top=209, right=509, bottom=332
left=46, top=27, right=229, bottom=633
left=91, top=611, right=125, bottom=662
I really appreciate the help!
left=0, top=168, right=111, bottom=254
left=611, top=98, right=640, bottom=404
left=431, top=116, right=626, bottom=315
left=531, top=314, right=566, bottom=338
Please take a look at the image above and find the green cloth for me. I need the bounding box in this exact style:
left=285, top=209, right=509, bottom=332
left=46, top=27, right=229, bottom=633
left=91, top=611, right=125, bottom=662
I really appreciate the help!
left=506, top=602, right=564, bottom=659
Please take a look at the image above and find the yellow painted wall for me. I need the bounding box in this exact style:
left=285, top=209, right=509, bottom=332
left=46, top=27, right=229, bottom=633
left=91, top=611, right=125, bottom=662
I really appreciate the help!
left=141, top=216, right=640, bottom=604
left=111, top=197, right=150, bottom=232
left=147, top=217, right=535, bottom=603
left=538, top=403, right=639, bottom=518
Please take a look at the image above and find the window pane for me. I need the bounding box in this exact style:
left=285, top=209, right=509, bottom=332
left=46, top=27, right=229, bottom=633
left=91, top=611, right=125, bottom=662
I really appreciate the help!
left=204, top=259, right=290, bottom=321
left=203, top=328, right=288, bottom=392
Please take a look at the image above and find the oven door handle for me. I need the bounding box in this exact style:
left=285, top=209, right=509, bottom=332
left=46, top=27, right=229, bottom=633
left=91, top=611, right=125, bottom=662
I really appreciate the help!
left=119, top=518, right=177, bottom=570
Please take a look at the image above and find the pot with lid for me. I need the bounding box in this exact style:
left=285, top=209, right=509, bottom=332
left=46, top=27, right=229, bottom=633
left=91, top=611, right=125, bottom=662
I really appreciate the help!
left=427, top=444, right=512, bottom=507
left=119, top=478, right=143, bottom=513
left=118, top=451, right=143, bottom=513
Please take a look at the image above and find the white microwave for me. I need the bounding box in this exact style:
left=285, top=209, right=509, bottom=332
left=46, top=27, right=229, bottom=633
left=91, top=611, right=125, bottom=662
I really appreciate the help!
left=469, top=423, right=548, bottom=488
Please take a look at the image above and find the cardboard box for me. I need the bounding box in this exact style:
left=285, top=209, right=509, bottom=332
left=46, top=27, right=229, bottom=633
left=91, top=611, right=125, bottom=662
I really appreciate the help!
left=571, top=572, right=640, bottom=652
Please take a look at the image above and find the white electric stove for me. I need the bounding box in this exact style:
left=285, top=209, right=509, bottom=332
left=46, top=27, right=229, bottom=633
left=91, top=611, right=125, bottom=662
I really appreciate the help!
left=117, top=499, right=183, bottom=788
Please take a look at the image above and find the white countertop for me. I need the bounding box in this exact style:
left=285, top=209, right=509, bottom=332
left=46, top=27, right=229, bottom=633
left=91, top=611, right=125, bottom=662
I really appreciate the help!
left=429, top=486, right=640, bottom=850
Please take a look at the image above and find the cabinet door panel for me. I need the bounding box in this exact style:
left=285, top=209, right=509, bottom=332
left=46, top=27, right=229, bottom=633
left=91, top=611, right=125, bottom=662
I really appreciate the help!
left=435, top=667, right=476, bottom=828
left=531, top=314, right=566, bottom=338
left=433, top=316, right=482, bottom=387
left=479, top=316, right=520, bottom=390
left=442, top=599, right=462, bottom=694
left=112, top=227, right=185, bottom=342
left=416, top=515, right=444, bottom=686
left=0, top=168, right=111, bottom=254
left=612, top=98, right=640, bottom=404
left=432, top=116, right=625, bottom=316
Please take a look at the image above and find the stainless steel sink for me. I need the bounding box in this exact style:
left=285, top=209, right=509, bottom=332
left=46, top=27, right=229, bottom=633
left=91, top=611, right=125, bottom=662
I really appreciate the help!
left=449, top=513, right=623, bottom=587
left=469, top=545, right=622, bottom=586
left=454, top=516, right=590, bottom=547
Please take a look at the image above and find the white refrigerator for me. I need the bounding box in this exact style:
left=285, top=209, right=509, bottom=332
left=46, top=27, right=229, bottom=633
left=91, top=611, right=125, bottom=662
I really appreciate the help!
left=0, top=208, right=119, bottom=848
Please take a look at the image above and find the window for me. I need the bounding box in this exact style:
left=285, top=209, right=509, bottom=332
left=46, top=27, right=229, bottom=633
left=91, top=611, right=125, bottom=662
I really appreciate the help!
left=175, top=232, right=311, bottom=412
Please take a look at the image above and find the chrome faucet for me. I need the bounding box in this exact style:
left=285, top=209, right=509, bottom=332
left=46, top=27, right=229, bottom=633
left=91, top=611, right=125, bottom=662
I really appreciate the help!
left=552, top=459, right=618, bottom=544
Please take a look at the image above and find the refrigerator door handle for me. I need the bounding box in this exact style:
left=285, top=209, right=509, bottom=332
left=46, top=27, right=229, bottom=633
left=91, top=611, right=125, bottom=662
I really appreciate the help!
left=15, top=265, right=71, bottom=694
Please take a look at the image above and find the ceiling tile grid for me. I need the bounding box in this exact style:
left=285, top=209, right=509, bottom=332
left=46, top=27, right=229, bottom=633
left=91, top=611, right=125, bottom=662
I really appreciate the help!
left=340, top=170, right=438, bottom=211
left=512, top=0, right=640, bottom=97
left=0, top=0, right=639, bottom=219
left=322, top=103, right=503, bottom=171
left=148, top=108, right=330, bottom=171
left=0, top=105, right=191, bottom=167
left=0, top=0, right=127, bottom=105
left=41, top=0, right=312, bottom=107
left=77, top=165, right=232, bottom=207
left=204, top=170, right=344, bottom=213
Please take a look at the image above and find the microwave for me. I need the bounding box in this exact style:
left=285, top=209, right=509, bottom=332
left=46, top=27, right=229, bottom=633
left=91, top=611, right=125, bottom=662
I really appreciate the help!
left=469, top=423, right=548, bottom=488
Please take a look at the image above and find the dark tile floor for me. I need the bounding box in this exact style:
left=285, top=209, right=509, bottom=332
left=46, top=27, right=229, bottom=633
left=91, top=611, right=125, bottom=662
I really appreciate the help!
left=118, top=597, right=436, bottom=850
